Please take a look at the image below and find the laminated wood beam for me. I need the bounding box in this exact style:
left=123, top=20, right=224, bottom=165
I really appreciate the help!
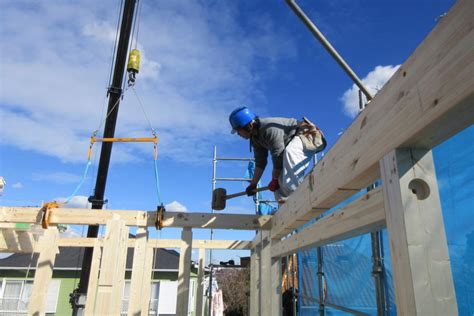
left=128, top=227, right=149, bottom=315
left=271, top=187, right=386, bottom=258
left=94, top=219, right=129, bottom=315
left=27, top=228, right=59, bottom=315
left=84, top=240, right=102, bottom=316
left=0, top=229, right=36, bottom=253
left=249, top=237, right=261, bottom=316
left=380, top=149, right=457, bottom=315
left=270, top=0, right=474, bottom=239
left=0, top=207, right=271, bottom=230
left=195, top=248, right=206, bottom=316
left=176, top=228, right=193, bottom=316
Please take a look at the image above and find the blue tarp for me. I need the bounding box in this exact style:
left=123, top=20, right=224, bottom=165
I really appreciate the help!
left=298, top=126, right=474, bottom=315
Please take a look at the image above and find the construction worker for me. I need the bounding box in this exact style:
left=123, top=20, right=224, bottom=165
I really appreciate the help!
left=229, top=107, right=326, bottom=203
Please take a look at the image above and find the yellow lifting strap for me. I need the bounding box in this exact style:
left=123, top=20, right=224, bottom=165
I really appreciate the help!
left=39, top=201, right=61, bottom=229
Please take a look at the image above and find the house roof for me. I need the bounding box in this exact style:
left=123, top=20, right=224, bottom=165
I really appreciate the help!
left=0, top=247, right=180, bottom=271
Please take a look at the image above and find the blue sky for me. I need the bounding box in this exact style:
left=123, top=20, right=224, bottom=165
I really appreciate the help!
left=0, top=0, right=457, bottom=263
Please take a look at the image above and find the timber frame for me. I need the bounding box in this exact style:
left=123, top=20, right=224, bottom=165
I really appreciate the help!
left=0, top=0, right=473, bottom=315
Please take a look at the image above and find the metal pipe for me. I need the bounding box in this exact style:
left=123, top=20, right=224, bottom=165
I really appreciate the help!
left=317, top=247, right=325, bottom=316
left=371, top=230, right=388, bottom=316
left=216, top=157, right=254, bottom=161
left=209, top=146, right=216, bottom=316
left=285, top=0, right=373, bottom=101
left=74, top=0, right=137, bottom=312
left=292, top=254, right=297, bottom=316
left=215, top=177, right=252, bottom=182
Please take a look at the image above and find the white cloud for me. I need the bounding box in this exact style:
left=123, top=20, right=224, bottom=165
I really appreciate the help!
left=165, top=201, right=188, bottom=213
left=54, top=195, right=92, bottom=209
left=0, top=1, right=295, bottom=164
left=32, top=172, right=84, bottom=184
left=11, top=182, right=23, bottom=189
left=340, top=65, right=400, bottom=118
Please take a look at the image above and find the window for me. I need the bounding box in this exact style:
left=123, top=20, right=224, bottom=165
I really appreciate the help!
left=0, top=279, right=60, bottom=315
left=121, top=281, right=160, bottom=316
left=149, top=282, right=160, bottom=316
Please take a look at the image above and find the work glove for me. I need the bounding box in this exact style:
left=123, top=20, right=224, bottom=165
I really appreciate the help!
left=245, top=183, right=257, bottom=196
left=268, top=178, right=280, bottom=192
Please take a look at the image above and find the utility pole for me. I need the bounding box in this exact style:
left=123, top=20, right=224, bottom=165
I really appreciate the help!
left=71, top=0, right=138, bottom=314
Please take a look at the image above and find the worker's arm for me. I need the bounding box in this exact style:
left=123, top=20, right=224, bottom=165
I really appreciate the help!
left=250, top=166, right=264, bottom=186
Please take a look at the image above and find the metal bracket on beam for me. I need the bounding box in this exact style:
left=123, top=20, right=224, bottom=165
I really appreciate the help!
left=40, top=201, right=60, bottom=229
left=155, top=205, right=166, bottom=230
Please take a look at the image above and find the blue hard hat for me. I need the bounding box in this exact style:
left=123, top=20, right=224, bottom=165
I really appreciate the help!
left=229, top=107, right=257, bottom=133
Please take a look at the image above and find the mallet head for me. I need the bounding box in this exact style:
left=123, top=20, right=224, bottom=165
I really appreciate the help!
left=212, top=188, right=227, bottom=210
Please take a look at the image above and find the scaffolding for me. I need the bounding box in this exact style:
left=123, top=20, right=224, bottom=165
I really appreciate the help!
left=0, top=0, right=473, bottom=315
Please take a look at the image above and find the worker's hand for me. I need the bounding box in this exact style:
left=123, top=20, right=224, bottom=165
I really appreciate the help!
left=268, top=178, right=280, bottom=192
left=245, top=183, right=257, bottom=196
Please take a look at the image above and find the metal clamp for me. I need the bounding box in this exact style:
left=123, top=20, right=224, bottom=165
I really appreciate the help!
left=155, top=205, right=166, bottom=230
left=40, top=201, right=60, bottom=229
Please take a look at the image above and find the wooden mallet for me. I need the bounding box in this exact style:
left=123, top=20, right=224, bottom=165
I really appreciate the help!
left=212, top=186, right=269, bottom=211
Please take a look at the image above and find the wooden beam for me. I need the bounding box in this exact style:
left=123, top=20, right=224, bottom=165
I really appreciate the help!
left=0, top=207, right=271, bottom=230
left=270, top=0, right=474, bottom=239
left=249, top=237, right=261, bottom=316
left=0, top=235, right=253, bottom=252
left=140, top=246, right=154, bottom=315
left=271, top=187, right=386, bottom=258
left=271, top=255, right=283, bottom=316
left=27, top=228, right=59, bottom=315
left=84, top=240, right=102, bottom=316
left=0, top=229, right=36, bottom=252
left=195, top=248, right=206, bottom=316
left=148, top=239, right=253, bottom=250
left=128, top=227, right=149, bottom=315
left=176, top=228, right=193, bottom=316
left=380, top=148, right=457, bottom=315
left=94, top=218, right=129, bottom=315
left=260, top=231, right=279, bottom=316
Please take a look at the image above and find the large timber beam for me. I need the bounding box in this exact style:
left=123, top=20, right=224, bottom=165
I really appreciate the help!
left=270, top=0, right=474, bottom=239
left=271, top=187, right=386, bottom=258
left=0, top=207, right=271, bottom=230
left=0, top=234, right=253, bottom=253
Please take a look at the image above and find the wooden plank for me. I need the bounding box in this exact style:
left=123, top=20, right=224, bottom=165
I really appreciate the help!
left=271, top=255, right=283, bottom=316
left=0, top=207, right=271, bottom=230
left=249, top=236, right=261, bottom=316
left=260, top=231, right=272, bottom=316
left=195, top=248, right=206, bottom=316
left=0, top=229, right=37, bottom=252
left=380, top=148, right=457, bottom=315
left=84, top=240, right=102, bottom=316
left=128, top=227, right=149, bottom=315
left=272, top=187, right=386, bottom=258
left=270, top=0, right=474, bottom=239
left=140, top=246, right=154, bottom=315
left=176, top=227, right=193, bottom=316
left=27, top=228, right=59, bottom=315
left=94, top=218, right=129, bottom=315
left=148, top=239, right=253, bottom=250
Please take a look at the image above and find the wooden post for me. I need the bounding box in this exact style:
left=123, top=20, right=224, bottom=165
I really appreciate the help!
left=250, top=235, right=261, bottom=316
left=27, top=228, right=59, bottom=316
left=260, top=231, right=273, bottom=316
left=380, top=148, right=458, bottom=315
left=94, top=218, right=129, bottom=315
left=128, top=227, right=149, bottom=315
left=195, top=248, right=206, bottom=316
left=176, top=227, right=192, bottom=315
left=84, top=240, right=102, bottom=316
left=140, top=245, right=155, bottom=314
left=271, top=245, right=283, bottom=316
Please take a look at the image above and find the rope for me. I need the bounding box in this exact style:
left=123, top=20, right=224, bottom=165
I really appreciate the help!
left=131, top=86, right=154, bottom=131
left=153, top=143, right=163, bottom=205
left=65, top=159, right=92, bottom=204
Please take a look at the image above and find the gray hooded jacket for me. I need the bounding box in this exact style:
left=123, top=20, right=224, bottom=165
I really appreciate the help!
left=251, top=117, right=299, bottom=170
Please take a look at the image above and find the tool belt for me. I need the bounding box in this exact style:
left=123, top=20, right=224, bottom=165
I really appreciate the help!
left=297, top=117, right=327, bottom=153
